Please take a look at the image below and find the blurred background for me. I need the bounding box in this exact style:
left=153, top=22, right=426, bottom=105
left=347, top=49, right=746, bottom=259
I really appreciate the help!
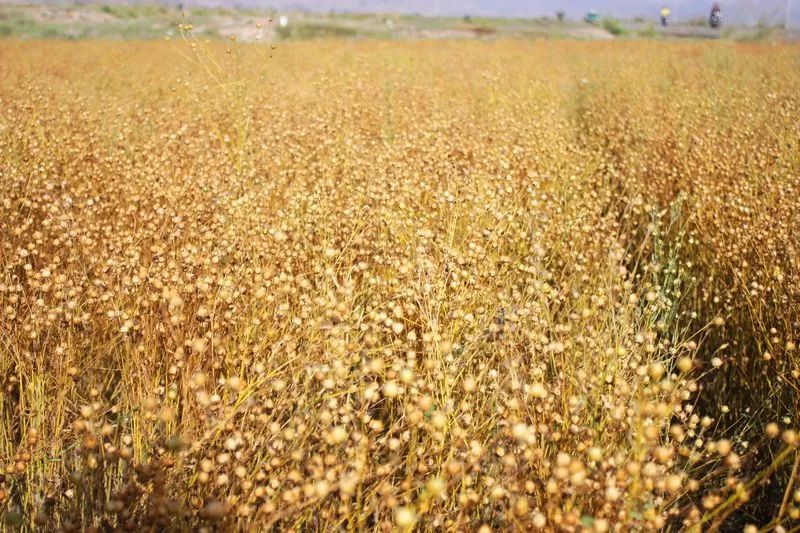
left=1, top=0, right=798, bottom=41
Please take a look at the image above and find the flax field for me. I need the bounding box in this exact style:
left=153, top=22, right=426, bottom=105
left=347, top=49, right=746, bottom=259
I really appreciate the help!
left=1, top=38, right=799, bottom=531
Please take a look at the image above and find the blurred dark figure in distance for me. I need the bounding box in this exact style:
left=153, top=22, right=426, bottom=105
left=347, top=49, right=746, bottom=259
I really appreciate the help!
left=660, top=6, right=671, bottom=26
left=709, top=3, right=722, bottom=28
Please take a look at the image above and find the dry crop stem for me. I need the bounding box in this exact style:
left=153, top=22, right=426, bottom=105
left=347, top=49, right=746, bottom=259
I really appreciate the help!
left=0, top=38, right=799, bottom=531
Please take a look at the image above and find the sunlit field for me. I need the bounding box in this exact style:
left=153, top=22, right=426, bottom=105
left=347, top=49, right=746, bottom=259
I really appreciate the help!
left=1, top=38, right=799, bottom=531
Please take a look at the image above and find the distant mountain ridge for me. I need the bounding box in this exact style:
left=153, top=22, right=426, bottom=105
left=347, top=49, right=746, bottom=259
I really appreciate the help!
left=11, top=0, right=798, bottom=26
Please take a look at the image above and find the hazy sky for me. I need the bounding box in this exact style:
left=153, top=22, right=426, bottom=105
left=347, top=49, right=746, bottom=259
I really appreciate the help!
left=236, top=0, right=795, bottom=26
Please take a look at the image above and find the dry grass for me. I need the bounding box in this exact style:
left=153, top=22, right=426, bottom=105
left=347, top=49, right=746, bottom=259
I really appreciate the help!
left=0, top=37, right=798, bottom=531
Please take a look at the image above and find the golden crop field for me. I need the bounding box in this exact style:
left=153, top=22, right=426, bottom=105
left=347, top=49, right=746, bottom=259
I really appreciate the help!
left=1, top=38, right=799, bottom=531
